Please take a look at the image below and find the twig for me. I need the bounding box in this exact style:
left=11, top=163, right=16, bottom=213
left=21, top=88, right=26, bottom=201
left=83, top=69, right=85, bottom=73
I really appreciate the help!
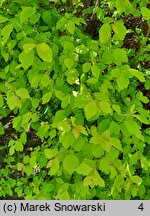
left=91, top=0, right=100, bottom=21
left=59, top=0, right=67, bottom=13
left=146, top=26, right=150, bottom=38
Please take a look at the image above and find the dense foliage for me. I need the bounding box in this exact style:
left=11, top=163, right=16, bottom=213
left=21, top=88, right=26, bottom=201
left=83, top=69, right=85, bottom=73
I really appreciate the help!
left=0, top=0, right=150, bottom=200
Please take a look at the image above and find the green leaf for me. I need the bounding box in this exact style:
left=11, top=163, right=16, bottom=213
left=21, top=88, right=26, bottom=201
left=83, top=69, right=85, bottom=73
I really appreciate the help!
left=110, top=137, right=122, bottom=151
left=40, top=74, right=52, bottom=88
left=129, top=153, right=138, bottom=165
left=48, top=158, right=60, bottom=176
left=66, top=68, right=79, bottom=85
left=19, top=49, right=34, bottom=70
left=7, top=95, right=21, bottom=110
left=32, top=98, right=40, bottom=109
left=37, top=122, right=49, bottom=140
left=116, top=69, right=131, bottom=90
left=0, top=122, right=4, bottom=135
left=99, top=101, right=112, bottom=114
left=76, top=163, right=92, bottom=175
left=49, top=129, right=56, bottom=139
left=12, top=116, right=22, bottom=130
left=131, top=176, right=142, bottom=184
left=72, top=125, right=88, bottom=139
left=99, top=23, right=111, bottom=45
left=141, top=156, right=149, bottom=171
left=113, top=49, right=128, bottom=66
left=141, top=7, right=150, bottom=20
left=82, top=62, right=91, bottom=73
left=112, top=104, right=121, bottom=114
left=23, top=156, right=30, bottom=164
left=124, top=0, right=132, bottom=8
left=23, top=43, right=35, bottom=54
left=86, top=77, right=98, bottom=84
left=64, top=58, right=74, bottom=69
left=42, top=92, right=52, bottom=104
left=42, top=10, right=52, bottom=25
left=128, top=69, right=145, bottom=82
left=91, top=130, right=111, bottom=152
left=20, top=132, right=27, bottom=144
left=102, top=49, right=113, bottom=64
left=115, top=0, right=133, bottom=15
left=109, top=121, right=120, bottom=136
left=29, top=73, right=41, bottom=87
left=9, top=146, right=15, bottom=156
left=15, top=141, right=23, bottom=152
left=74, top=93, right=92, bottom=109
left=114, top=175, right=124, bottom=188
left=56, top=183, right=70, bottom=199
left=24, top=165, right=32, bottom=176
left=100, top=130, right=112, bottom=152
left=67, top=20, right=75, bottom=34
left=44, top=148, right=57, bottom=160
left=16, top=88, right=30, bottom=99
left=1, top=23, right=13, bottom=44
left=57, top=191, right=70, bottom=200
left=17, top=163, right=23, bottom=171
left=0, top=15, right=8, bottom=23
left=98, top=119, right=110, bottom=133
left=0, top=94, right=4, bottom=107
left=37, top=154, right=48, bottom=169
left=29, top=156, right=36, bottom=166
left=91, top=64, right=100, bottom=79
left=75, top=45, right=89, bottom=54
left=52, top=110, right=66, bottom=128
left=63, top=154, right=79, bottom=174
left=56, top=16, right=67, bottom=31
left=61, top=95, right=70, bottom=108
left=22, top=112, right=32, bottom=125
left=84, top=101, right=98, bottom=120
left=20, top=7, right=36, bottom=24
left=83, top=170, right=105, bottom=187
left=124, top=117, right=144, bottom=141
left=57, top=121, right=71, bottom=132
left=90, top=131, right=101, bottom=145
left=91, top=144, right=104, bottom=158
left=60, top=131, right=75, bottom=149
left=30, top=12, right=41, bottom=24
left=112, top=20, right=127, bottom=40
left=36, top=42, right=52, bottom=62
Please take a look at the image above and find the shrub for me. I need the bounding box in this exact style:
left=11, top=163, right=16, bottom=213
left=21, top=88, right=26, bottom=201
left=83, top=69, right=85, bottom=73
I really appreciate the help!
left=0, top=0, right=149, bottom=199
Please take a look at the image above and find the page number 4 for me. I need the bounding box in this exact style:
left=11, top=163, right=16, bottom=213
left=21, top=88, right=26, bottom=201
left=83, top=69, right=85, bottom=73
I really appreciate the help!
left=138, top=203, right=144, bottom=211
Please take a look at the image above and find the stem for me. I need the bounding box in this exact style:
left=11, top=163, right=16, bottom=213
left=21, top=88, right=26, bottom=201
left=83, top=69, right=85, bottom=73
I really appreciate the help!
left=146, top=26, right=150, bottom=38
left=91, top=0, right=100, bottom=20
left=67, top=0, right=74, bottom=11
left=59, top=0, right=66, bottom=13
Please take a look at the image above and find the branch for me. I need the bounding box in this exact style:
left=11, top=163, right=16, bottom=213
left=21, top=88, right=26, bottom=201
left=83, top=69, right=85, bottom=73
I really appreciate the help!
left=91, top=0, right=100, bottom=20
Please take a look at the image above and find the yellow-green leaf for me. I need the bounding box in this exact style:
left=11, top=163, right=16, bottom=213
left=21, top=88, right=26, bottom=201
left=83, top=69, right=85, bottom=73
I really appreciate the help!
left=23, top=43, right=35, bottom=54
left=76, top=163, right=92, bottom=175
left=16, top=88, right=30, bottom=99
left=67, top=20, right=75, bottom=34
left=131, top=176, right=142, bottom=184
left=20, top=7, right=36, bottom=24
left=63, top=154, right=79, bottom=174
left=141, top=7, right=150, bottom=20
left=0, top=15, right=8, bottom=23
left=36, top=42, right=52, bottom=62
left=84, top=101, right=98, bottom=120
left=99, top=101, right=112, bottom=114
left=110, top=137, right=122, bottom=151
left=42, top=92, right=52, bottom=104
left=99, top=23, right=111, bottom=45
left=1, top=23, right=13, bottom=44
